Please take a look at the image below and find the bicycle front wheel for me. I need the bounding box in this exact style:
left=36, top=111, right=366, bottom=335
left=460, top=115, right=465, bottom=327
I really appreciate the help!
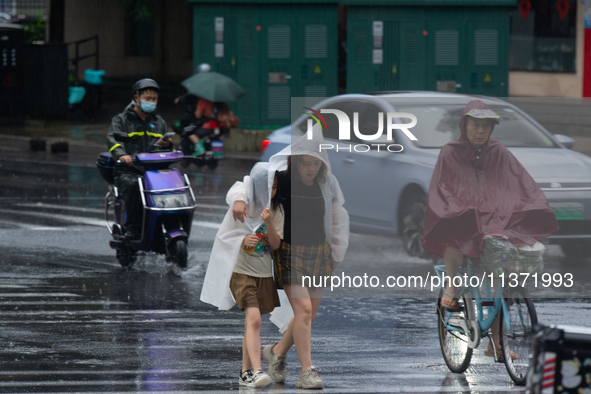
left=437, top=288, right=475, bottom=373
left=500, top=288, right=537, bottom=386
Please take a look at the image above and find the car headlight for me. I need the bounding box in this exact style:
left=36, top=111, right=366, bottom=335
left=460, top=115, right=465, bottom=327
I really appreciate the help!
left=152, top=193, right=191, bottom=208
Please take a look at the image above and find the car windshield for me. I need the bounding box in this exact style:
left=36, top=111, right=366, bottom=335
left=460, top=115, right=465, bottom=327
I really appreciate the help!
left=393, top=105, right=558, bottom=149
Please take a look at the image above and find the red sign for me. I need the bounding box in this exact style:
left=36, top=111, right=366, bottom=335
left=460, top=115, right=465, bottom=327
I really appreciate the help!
left=519, top=0, right=532, bottom=20
left=556, top=0, right=570, bottom=20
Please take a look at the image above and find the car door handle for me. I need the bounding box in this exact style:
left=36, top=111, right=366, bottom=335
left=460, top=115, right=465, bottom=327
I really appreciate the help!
left=343, top=158, right=355, bottom=164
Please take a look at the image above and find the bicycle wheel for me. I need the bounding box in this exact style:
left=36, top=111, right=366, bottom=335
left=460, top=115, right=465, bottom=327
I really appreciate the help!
left=500, top=287, right=537, bottom=386
left=437, top=288, right=475, bottom=373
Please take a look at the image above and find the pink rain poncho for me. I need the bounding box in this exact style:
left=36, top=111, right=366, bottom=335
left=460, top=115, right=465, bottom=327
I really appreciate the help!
left=422, top=100, right=558, bottom=258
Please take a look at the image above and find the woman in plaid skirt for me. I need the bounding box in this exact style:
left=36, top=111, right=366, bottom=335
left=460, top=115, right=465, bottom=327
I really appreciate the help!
left=229, top=130, right=350, bottom=389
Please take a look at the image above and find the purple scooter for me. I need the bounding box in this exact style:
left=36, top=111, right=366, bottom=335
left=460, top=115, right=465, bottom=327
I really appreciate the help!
left=96, top=132, right=198, bottom=268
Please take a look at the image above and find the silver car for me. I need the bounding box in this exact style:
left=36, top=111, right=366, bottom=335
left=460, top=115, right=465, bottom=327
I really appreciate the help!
left=260, top=92, right=591, bottom=260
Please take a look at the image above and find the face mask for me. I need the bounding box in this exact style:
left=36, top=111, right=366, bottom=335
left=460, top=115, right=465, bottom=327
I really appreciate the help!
left=139, top=100, right=157, bottom=113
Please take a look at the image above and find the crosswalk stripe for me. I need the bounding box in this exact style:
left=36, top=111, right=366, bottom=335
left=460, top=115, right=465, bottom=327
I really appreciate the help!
left=18, top=202, right=228, bottom=212
left=0, top=293, right=82, bottom=297
left=0, top=209, right=105, bottom=227
left=0, top=209, right=221, bottom=229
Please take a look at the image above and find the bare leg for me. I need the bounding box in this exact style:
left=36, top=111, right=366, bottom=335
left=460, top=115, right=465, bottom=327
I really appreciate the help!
left=273, top=284, right=323, bottom=373
left=188, top=134, right=200, bottom=144
left=488, top=299, right=518, bottom=359
left=244, top=307, right=262, bottom=371
left=442, top=247, right=464, bottom=307
left=242, top=335, right=251, bottom=373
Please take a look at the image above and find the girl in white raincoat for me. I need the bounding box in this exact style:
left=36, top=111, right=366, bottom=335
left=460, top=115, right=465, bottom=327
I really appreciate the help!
left=200, top=162, right=285, bottom=388
left=228, top=130, right=350, bottom=389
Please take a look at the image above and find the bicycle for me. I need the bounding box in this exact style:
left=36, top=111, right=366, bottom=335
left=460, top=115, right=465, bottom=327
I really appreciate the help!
left=434, top=235, right=546, bottom=385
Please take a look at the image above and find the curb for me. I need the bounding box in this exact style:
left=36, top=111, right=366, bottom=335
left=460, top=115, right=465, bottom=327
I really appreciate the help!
left=2, top=134, right=261, bottom=162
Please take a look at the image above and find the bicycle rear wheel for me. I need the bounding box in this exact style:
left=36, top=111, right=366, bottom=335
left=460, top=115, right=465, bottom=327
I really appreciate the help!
left=437, top=288, right=475, bottom=373
left=500, top=287, right=537, bottom=386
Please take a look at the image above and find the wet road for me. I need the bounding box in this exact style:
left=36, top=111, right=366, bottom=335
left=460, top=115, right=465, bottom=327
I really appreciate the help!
left=1, top=155, right=590, bottom=393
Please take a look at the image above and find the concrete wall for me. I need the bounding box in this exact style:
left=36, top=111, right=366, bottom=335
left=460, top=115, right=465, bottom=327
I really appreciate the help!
left=509, top=0, right=583, bottom=97
left=63, top=0, right=192, bottom=82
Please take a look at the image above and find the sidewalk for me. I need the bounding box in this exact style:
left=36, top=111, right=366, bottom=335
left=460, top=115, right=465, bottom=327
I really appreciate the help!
left=2, top=96, right=591, bottom=160
left=0, top=120, right=264, bottom=165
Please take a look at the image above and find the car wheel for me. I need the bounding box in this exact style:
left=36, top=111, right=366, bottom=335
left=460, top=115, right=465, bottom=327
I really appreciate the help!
left=400, top=194, right=430, bottom=258
left=561, top=242, right=591, bottom=260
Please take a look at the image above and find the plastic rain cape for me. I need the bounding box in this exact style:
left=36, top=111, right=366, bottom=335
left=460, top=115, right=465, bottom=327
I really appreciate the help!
left=200, top=162, right=278, bottom=311
left=422, top=100, right=558, bottom=258
left=201, top=129, right=350, bottom=333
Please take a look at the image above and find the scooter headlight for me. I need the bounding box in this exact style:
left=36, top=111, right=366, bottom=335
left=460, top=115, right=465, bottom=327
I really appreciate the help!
left=152, top=193, right=191, bottom=208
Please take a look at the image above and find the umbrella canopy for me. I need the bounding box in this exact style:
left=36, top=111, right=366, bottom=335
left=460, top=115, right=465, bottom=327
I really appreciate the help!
left=181, top=72, right=245, bottom=102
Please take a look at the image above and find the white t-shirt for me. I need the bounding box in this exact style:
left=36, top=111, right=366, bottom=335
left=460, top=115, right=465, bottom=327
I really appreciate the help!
left=233, top=206, right=285, bottom=278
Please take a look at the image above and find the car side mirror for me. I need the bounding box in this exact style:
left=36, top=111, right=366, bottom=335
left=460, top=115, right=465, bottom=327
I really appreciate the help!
left=112, top=133, right=130, bottom=142
left=554, top=134, right=575, bottom=149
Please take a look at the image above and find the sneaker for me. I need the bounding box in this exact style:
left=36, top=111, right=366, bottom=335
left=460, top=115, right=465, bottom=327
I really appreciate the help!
left=295, top=366, right=323, bottom=389
left=238, top=370, right=253, bottom=386
left=262, top=342, right=287, bottom=383
left=192, top=141, right=205, bottom=156
left=248, top=370, right=271, bottom=388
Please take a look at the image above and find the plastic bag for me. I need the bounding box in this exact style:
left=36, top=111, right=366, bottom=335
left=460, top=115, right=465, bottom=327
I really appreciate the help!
left=480, top=235, right=545, bottom=275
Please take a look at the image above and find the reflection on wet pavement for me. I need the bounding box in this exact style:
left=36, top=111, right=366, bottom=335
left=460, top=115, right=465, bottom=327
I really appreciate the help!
left=1, top=157, right=591, bottom=393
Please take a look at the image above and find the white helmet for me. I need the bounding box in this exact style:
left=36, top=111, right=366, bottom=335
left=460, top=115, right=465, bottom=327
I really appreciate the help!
left=196, top=63, right=212, bottom=73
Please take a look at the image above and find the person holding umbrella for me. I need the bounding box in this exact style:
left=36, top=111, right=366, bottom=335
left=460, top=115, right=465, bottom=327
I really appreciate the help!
left=179, top=70, right=245, bottom=156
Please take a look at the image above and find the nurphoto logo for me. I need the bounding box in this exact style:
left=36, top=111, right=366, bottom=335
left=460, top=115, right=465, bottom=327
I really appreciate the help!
left=304, top=107, right=418, bottom=153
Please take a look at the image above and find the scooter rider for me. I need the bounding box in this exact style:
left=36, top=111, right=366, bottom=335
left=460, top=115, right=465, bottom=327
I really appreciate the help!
left=107, top=78, right=172, bottom=239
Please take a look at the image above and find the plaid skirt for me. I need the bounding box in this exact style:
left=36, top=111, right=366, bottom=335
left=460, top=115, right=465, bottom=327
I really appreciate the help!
left=272, top=241, right=332, bottom=289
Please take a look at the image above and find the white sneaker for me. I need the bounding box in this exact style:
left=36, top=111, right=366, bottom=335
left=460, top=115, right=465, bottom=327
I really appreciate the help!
left=295, top=366, right=323, bottom=389
left=238, top=370, right=253, bottom=386
left=262, top=342, right=287, bottom=383
left=248, top=370, right=271, bottom=388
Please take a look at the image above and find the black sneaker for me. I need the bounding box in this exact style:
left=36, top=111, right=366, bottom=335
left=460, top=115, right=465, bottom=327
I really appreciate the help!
left=238, top=370, right=253, bottom=386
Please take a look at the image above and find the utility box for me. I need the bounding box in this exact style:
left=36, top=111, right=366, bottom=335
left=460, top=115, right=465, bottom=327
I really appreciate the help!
left=189, top=1, right=339, bottom=128
left=0, top=24, right=24, bottom=117
left=188, top=0, right=514, bottom=127
left=22, top=43, right=69, bottom=118
left=345, top=1, right=514, bottom=97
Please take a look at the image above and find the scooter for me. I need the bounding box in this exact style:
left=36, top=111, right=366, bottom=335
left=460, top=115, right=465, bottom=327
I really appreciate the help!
left=96, top=132, right=198, bottom=268
left=173, top=121, right=224, bottom=170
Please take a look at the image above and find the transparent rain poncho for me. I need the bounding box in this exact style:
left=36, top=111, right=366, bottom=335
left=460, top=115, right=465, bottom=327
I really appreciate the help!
left=221, top=129, right=350, bottom=331
left=227, top=129, right=350, bottom=264
left=200, top=162, right=279, bottom=311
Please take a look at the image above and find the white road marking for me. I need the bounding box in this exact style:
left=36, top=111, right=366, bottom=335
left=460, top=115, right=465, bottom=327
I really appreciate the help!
left=0, top=209, right=105, bottom=227
left=0, top=318, right=240, bottom=324
left=0, top=380, right=524, bottom=392
left=0, top=208, right=221, bottom=229
left=0, top=309, right=188, bottom=316
left=0, top=293, right=82, bottom=297
left=0, top=218, right=64, bottom=230
left=193, top=220, right=221, bottom=229
left=18, top=202, right=228, bottom=212
left=0, top=300, right=126, bottom=305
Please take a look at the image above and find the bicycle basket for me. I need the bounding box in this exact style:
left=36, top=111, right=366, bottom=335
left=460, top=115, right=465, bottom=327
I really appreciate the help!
left=480, top=235, right=545, bottom=275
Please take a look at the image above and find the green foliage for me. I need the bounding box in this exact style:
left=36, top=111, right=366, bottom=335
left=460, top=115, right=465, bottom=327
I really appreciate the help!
left=23, top=15, right=46, bottom=43
left=115, top=0, right=155, bottom=21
